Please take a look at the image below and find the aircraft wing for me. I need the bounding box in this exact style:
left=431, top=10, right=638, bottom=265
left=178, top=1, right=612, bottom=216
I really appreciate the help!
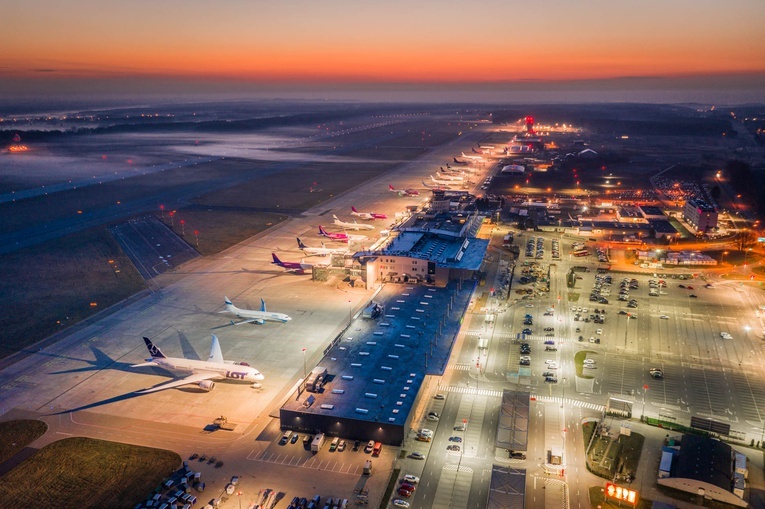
left=137, top=371, right=218, bottom=394
left=130, top=360, right=158, bottom=368
left=230, top=318, right=266, bottom=326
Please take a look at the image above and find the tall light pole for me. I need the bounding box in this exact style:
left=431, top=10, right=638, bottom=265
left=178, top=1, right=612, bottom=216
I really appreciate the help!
left=642, top=384, right=649, bottom=422
left=348, top=299, right=352, bottom=326
left=302, top=347, right=307, bottom=384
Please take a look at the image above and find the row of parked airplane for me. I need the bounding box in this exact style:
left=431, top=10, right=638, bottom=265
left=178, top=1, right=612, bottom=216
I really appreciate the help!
left=132, top=147, right=490, bottom=394
left=133, top=293, right=293, bottom=393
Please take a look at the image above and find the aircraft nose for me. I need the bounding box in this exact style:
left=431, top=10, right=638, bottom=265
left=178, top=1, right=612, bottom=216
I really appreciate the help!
left=254, top=373, right=265, bottom=381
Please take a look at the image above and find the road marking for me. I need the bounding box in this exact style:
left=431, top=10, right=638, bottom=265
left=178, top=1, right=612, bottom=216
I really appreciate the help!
left=533, top=395, right=605, bottom=412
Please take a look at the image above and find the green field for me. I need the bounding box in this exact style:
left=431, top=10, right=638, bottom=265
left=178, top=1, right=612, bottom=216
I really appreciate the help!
left=0, top=420, right=48, bottom=464
left=0, top=228, right=147, bottom=359
left=0, top=437, right=180, bottom=509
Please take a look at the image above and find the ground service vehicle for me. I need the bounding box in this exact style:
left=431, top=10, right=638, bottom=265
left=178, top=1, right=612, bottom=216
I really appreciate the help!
left=373, top=442, right=382, bottom=456
left=311, top=433, right=325, bottom=453
left=363, top=460, right=372, bottom=475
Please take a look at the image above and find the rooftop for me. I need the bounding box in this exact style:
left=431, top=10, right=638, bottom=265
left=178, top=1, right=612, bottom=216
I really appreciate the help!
left=639, top=205, right=665, bottom=217
left=281, top=281, right=473, bottom=426
left=673, top=434, right=733, bottom=491
left=686, top=198, right=717, bottom=212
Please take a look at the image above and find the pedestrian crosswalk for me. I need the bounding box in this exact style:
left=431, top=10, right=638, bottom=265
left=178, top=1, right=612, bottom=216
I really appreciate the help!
left=447, top=363, right=472, bottom=371
left=464, top=331, right=572, bottom=343
left=532, top=395, right=605, bottom=412
left=439, top=385, right=503, bottom=397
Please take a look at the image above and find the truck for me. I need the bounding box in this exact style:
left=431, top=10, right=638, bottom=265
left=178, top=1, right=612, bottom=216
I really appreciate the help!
left=311, top=433, right=325, bottom=453
left=362, top=302, right=382, bottom=319
left=362, top=460, right=373, bottom=475
left=305, top=366, right=328, bottom=393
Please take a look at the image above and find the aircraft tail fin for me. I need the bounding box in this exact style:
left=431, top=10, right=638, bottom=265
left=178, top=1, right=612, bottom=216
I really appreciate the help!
left=208, top=334, right=224, bottom=364
left=351, top=206, right=358, bottom=213
left=143, top=337, right=166, bottom=358
left=223, top=296, right=237, bottom=313
left=318, top=225, right=327, bottom=236
left=271, top=253, right=283, bottom=266
left=260, top=298, right=266, bottom=312
left=297, top=237, right=306, bottom=249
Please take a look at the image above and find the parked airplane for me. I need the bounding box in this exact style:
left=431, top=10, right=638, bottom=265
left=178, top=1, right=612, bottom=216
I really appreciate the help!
left=332, top=214, right=375, bottom=231
left=435, top=171, right=463, bottom=182
left=271, top=253, right=312, bottom=274
left=221, top=296, right=291, bottom=325
left=131, top=335, right=264, bottom=393
left=388, top=184, right=419, bottom=197
left=472, top=147, right=484, bottom=154
left=422, top=179, right=451, bottom=190
left=318, top=225, right=367, bottom=243
left=461, top=151, right=484, bottom=161
left=297, top=237, right=348, bottom=256
left=430, top=175, right=458, bottom=187
left=351, top=206, right=387, bottom=220
left=452, top=157, right=468, bottom=165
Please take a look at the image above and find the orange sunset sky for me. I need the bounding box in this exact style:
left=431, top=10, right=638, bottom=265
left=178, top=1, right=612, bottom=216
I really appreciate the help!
left=2, top=0, right=765, bottom=95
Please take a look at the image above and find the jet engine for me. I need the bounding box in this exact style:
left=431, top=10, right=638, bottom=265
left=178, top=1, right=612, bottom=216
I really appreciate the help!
left=198, top=380, right=215, bottom=391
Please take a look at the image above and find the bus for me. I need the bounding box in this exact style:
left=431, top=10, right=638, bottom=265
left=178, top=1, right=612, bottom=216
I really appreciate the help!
left=573, top=249, right=589, bottom=257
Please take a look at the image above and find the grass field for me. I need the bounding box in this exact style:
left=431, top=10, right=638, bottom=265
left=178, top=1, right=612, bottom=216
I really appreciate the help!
left=0, top=227, right=147, bottom=359
left=158, top=209, right=288, bottom=257
left=0, top=420, right=48, bottom=464
left=0, top=437, right=180, bottom=509
left=574, top=350, right=596, bottom=379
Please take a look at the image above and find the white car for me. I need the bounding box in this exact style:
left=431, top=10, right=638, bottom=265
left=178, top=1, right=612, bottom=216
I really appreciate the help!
left=404, top=475, right=420, bottom=484
left=546, top=361, right=558, bottom=369
left=427, top=415, right=439, bottom=421
left=596, top=329, right=602, bottom=335
left=583, top=363, right=597, bottom=369
left=226, top=483, right=235, bottom=495
left=720, top=332, right=732, bottom=340
left=545, top=359, right=557, bottom=365
left=393, top=500, right=411, bottom=508
left=660, top=315, right=669, bottom=319
left=583, top=359, right=596, bottom=364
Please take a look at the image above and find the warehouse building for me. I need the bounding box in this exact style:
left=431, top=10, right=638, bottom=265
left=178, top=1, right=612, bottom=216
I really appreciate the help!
left=279, top=281, right=473, bottom=445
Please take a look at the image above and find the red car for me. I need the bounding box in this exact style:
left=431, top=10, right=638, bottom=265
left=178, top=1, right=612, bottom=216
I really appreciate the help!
left=398, top=488, right=413, bottom=497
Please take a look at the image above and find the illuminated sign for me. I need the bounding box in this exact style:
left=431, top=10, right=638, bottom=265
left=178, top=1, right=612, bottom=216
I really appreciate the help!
left=605, top=483, right=638, bottom=505
left=758, top=237, right=765, bottom=243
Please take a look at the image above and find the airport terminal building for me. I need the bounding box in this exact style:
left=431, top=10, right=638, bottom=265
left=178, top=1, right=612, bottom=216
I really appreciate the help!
left=355, top=195, right=490, bottom=287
